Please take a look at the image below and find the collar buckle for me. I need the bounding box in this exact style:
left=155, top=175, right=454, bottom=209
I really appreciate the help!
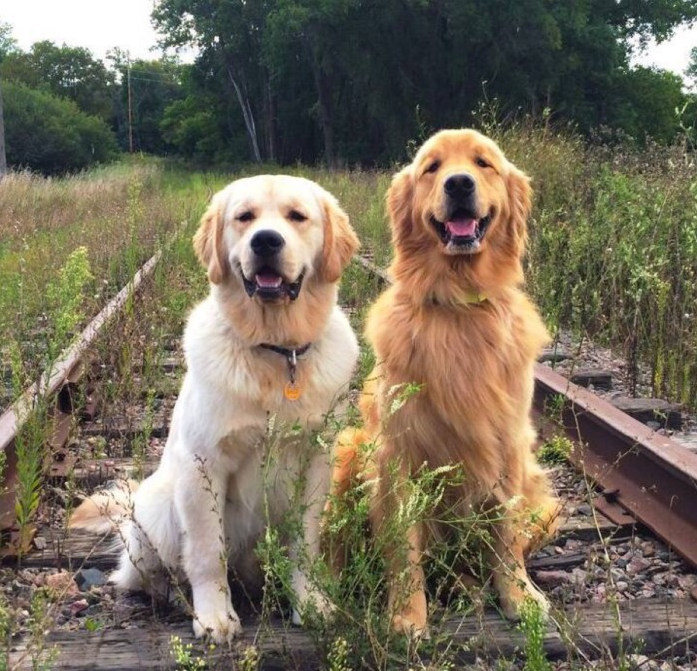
left=259, top=342, right=311, bottom=387
left=287, top=350, right=298, bottom=384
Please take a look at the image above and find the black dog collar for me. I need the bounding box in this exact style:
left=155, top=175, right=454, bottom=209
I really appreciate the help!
left=259, top=343, right=312, bottom=400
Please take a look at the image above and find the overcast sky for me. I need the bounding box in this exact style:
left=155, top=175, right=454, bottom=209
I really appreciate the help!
left=633, top=23, right=697, bottom=79
left=2, top=0, right=169, bottom=61
left=2, top=1, right=696, bottom=78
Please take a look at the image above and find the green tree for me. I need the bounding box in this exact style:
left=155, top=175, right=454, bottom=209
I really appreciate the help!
left=3, top=81, right=118, bottom=174
left=160, top=93, right=234, bottom=161
left=108, top=50, right=184, bottom=154
left=686, top=45, right=697, bottom=88
left=153, top=0, right=273, bottom=162
left=0, top=82, right=6, bottom=177
left=609, top=66, right=687, bottom=143
left=151, top=0, right=697, bottom=165
left=0, top=21, right=17, bottom=61
left=0, top=22, right=17, bottom=177
left=265, top=0, right=361, bottom=166
left=0, top=41, right=114, bottom=120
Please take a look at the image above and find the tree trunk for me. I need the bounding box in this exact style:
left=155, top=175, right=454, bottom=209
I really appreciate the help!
left=307, top=35, right=336, bottom=168
left=0, top=80, right=7, bottom=178
left=225, top=66, right=262, bottom=163
left=218, top=44, right=261, bottom=163
left=264, top=74, right=276, bottom=163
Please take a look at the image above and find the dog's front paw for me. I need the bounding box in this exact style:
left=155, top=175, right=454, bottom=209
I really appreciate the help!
left=192, top=604, right=242, bottom=644
left=391, top=612, right=430, bottom=640
left=499, top=580, right=550, bottom=621
left=389, top=587, right=429, bottom=638
left=291, top=588, right=335, bottom=626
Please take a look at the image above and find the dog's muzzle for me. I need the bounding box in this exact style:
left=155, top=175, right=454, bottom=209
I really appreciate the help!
left=430, top=173, right=492, bottom=255
left=242, top=230, right=304, bottom=301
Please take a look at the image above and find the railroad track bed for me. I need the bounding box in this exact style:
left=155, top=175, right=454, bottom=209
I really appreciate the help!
left=5, top=408, right=697, bottom=669
left=4, top=257, right=697, bottom=669
left=540, top=332, right=696, bottom=450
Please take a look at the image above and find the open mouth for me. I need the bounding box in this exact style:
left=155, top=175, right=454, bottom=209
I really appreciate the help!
left=430, top=209, right=492, bottom=254
left=242, top=267, right=305, bottom=301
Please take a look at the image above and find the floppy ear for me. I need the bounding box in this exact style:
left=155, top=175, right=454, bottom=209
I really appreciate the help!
left=386, top=167, right=414, bottom=248
left=193, top=200, right=228, bottom=284
left=321, top=195, right=360, bottom=283
left=506, top=164, right=532, bottom=257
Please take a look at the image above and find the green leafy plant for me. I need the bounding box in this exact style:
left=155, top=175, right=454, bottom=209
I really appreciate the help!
left=12, top=247, right=93, bottom=551
left=0, top=592, right=10, bottom=671
left=26, top=589, right=59, bottom=671
left=327, top=637, right=351, bottom=671
left=517, top=597, right=552, bottom=671
left=170, top=635, right=207, bottom=671
left=537, top=435, right=574, bottom=466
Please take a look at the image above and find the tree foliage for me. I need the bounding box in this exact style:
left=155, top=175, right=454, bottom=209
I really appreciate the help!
left=1, top=1, right=696, bottom=171
left=610, top=67, right=687, bottom=143
left=686, top=45, right=697, bottom=86
left=107, top=51, right=185, bottom=154
left=3, top=82, right=118, bottom=174
left=152, top=0, right=697, bottom=165
left=0, top=21, right=17, bottom=62
left=0, top=41, right=114, bottom=120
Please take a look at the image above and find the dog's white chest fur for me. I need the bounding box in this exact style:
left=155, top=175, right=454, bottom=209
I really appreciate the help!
left=178, top=296, right=357, bottom=436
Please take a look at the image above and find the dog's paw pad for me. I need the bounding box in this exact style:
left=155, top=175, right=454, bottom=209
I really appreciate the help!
left=192, top=611, right=242, bottom=644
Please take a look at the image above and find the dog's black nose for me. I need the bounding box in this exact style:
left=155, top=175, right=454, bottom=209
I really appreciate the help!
left=444, top=174, right=476, bottom=197
left=250, top=230, right=285, bottom=257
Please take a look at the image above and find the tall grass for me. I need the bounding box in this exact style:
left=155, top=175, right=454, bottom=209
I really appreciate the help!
left=486, top=120, right=697, bottom=408
left=0, top=158, right=227, bottom=411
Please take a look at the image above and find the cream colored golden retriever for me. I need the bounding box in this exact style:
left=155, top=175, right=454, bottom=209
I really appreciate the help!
left=72, top=175, right=360, bottom=643
left=333, top=129, right=560, bottom=636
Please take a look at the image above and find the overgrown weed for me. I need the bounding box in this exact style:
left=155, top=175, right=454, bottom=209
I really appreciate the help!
left=0, top=158, right=225, bottom=412
left=486, top=118, right=697, bottom=410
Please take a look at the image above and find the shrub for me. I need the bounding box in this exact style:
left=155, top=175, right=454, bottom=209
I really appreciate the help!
left=3, top=81, right=118, bottom=174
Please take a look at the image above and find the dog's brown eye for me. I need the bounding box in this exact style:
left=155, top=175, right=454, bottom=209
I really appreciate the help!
left=475, top=157, right=490, bottom=169
left=237, top=211, right=255, bottom=222
left=288, top=210, right=307, bottom=223
left=425, top=160, right=440, bottom=174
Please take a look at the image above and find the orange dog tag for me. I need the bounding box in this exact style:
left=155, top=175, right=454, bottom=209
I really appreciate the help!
left=284, top=381, right=302, bottom=400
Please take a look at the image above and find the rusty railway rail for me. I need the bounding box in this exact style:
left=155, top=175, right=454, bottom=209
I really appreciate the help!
left=0, top=251, right=163, bottom=538
left=535, top=365, right=697, bottom=568
left=355, top=254, right=697, bottom=569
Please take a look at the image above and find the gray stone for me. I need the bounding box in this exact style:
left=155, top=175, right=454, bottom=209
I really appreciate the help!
left=627, top=557, right=652, bottom=575
left=532, top=570, right=572, bottom=587
left=539, top=347, right=571, bottom=363
left=75, top=568, right=107, bottom=591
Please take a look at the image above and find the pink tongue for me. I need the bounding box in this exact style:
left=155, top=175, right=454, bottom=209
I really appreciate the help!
left=255, top=273, right=283, bottom=288
left=446, top=218, right=477, bottom=237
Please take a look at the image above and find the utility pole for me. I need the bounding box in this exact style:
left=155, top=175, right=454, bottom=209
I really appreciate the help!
left=127, top=51, right=133, bottom=153
left=0, top=80, right=7, bottom=178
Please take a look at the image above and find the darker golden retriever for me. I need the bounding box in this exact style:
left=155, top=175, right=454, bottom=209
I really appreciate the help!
left=333, top=129, right=561, bottom=636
